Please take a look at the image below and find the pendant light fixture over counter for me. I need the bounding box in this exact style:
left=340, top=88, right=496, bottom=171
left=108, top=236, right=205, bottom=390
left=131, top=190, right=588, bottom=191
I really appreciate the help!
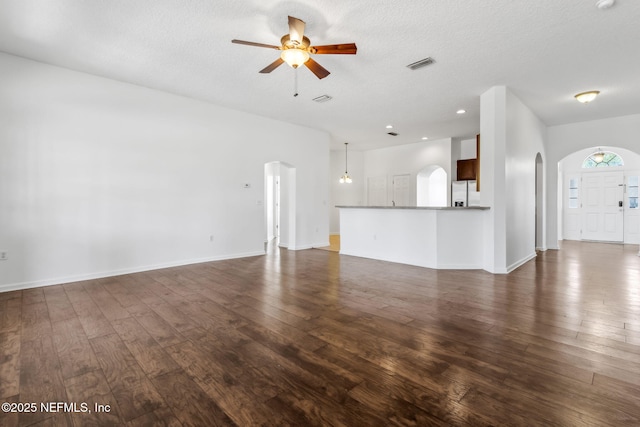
left=339, top=142, right=352, bottom=184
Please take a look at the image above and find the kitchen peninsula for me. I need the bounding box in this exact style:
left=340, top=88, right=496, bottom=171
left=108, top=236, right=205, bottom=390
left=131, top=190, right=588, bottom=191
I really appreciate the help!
left=337, top=206, right=490, bottom=270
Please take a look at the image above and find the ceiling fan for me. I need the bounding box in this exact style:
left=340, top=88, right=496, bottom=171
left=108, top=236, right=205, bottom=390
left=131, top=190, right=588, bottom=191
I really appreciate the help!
left=231, top=16, right=357, bottom=80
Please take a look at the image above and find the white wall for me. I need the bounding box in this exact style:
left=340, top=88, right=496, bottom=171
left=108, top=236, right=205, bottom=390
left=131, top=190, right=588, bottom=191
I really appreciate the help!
left=480, top=87, right=507, bottom=273
left=480, top=86, right=546, bottom=273
left=460, top=138, right=477, bottom=160
left=504, top=89, right=547, bottom=269
left=363, top=138, right=452, bottom=207
left=0, top=53, right=330, bottom=291
left=546, top=114, right=640, bottom=248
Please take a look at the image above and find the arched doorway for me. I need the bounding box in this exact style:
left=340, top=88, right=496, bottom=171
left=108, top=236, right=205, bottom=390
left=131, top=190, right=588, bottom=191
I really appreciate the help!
left=417, top=165, right=447, bottom=207
left=559, top=146, right=640, bottom=244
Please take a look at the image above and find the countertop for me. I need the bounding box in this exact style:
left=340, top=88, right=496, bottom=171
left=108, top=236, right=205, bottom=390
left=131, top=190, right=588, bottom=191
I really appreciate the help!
left=336, top=205, right=490, bottom=210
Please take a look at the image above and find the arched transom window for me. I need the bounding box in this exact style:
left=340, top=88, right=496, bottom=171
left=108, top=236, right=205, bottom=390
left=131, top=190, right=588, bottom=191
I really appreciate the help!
left=582, top=151, right=624, bottom=168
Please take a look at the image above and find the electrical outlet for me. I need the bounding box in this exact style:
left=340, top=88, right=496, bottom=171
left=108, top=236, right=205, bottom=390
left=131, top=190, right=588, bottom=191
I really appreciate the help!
left=0, top=251, right=8, bottom=260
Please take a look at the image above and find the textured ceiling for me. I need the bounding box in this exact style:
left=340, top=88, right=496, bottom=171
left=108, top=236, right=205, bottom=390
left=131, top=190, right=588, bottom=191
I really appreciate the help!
left=1, top=0, right=639, bottom=151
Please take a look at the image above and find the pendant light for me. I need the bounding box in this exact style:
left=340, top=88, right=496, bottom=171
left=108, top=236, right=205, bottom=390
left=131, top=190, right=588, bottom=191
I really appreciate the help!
left=339, top=142, right=352, bottom=184
left=592, top=148, right=605, bottom=164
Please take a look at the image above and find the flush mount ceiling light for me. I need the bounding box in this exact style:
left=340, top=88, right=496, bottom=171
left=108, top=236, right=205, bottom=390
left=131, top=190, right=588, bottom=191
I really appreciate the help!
left=339, top=142, right=352, bottom=184
left=421, top=137, right=429, bottom=140
left=456, top=109, right=466, bottom=114
left=575, top=90, right=600, bottom=103
left=596, top=0, right=615, bottom=9
left=386, top=125, right=393, bottom=129
left=592, top=148, right=605, bottom=163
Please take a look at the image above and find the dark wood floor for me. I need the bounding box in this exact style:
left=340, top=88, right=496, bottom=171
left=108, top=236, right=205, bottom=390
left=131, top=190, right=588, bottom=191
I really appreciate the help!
left=1, top=241, right=640, bottom=426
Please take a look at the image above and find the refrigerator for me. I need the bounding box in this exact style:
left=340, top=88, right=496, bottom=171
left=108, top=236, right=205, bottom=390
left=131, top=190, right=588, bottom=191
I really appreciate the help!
left=452, top=180, right=479, bottom=207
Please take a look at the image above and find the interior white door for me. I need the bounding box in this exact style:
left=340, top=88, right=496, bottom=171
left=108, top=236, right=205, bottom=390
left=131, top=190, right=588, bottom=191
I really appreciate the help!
left=581, top=171, right=624, bottom=242
left=368, top=176, right=387, bottom=206
left=392, top=174, right=411, bottom=207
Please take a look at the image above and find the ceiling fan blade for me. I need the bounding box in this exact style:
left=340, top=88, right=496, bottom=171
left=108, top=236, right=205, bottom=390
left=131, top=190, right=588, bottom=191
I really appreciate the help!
left=232, top=39, right=281, bottom=50
left=304, top=57, right=330, bottom=79
left=288, top=16, right=306, bottom=45
left=311, top=43, right=358, bottom=55
left=259, top=58, right=285, bottom=74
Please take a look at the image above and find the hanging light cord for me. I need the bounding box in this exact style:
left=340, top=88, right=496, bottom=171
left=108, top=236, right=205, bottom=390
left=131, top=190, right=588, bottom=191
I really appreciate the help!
left=344, top=143, right=349, bottom=173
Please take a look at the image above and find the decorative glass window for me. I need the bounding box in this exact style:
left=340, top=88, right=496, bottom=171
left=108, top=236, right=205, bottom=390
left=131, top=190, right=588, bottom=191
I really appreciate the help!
left=568, top=177, right=579, bottom=209
left=629, top=176, right=638, bottom=209
left=582, top=151, right=624, bottom=168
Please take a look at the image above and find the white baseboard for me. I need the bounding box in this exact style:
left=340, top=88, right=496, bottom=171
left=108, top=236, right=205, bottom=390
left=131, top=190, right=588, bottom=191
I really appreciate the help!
left=507, top=251, right=537, bottom=273
left=281, top=241, right=330, bottom=250
left=0, top=250, right=265, bottom=294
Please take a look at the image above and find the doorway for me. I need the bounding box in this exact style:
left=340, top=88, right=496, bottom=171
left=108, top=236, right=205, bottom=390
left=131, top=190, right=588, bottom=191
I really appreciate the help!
left=559, top=147, right=640, bottom=244
left=535, top=153, right=544, bottom=250
left=264, top=162, right=296, bottom=251
left=417, top=166, right=447, bottom=207
left=581, top=171, right=624, bottom=242
left=392, top=174, right=411, bottom=206
left=367, top=176, right=387, bottom=206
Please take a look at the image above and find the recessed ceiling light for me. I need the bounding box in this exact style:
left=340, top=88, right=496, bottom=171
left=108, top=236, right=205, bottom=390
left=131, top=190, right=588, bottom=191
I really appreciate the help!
left=575, top=90, right=600, bottom=103
left=421, top=137, right=429, bottom=140
left=596, top=0, right=615, bottom=9
left=386, top=125, right=393, bottom=129
left=456, top=109, right=466, bottom=114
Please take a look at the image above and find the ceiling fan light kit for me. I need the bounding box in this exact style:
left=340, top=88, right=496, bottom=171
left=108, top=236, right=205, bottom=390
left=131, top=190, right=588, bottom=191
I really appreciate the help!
left=280, top=48, right=309, bottom=68
left=232, top=16, right=357, bottom=80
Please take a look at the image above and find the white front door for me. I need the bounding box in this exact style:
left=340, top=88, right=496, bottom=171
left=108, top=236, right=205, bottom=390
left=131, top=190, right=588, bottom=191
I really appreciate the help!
left=582, top=171, right=624, bottom=242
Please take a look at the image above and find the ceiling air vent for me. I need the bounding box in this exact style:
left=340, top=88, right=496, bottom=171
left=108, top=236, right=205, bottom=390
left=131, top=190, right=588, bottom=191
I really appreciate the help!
left=312, top=95, right=333, bottom=103
left=406, top=57, right=435, bottom=70
left=387, top=132, right=398, bottom=136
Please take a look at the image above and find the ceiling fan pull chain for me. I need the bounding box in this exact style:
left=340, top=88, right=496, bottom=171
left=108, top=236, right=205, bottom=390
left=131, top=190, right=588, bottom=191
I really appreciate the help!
left=294, top=68, right=299, bottom=97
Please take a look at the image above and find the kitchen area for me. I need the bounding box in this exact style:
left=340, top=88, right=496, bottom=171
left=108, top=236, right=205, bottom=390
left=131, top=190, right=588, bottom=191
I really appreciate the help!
left=331, top=136, right=489, bottom=270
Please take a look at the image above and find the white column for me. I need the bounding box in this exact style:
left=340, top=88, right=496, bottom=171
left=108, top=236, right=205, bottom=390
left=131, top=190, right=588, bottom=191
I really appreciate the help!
left=480, top=86, right=508, bottom=273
